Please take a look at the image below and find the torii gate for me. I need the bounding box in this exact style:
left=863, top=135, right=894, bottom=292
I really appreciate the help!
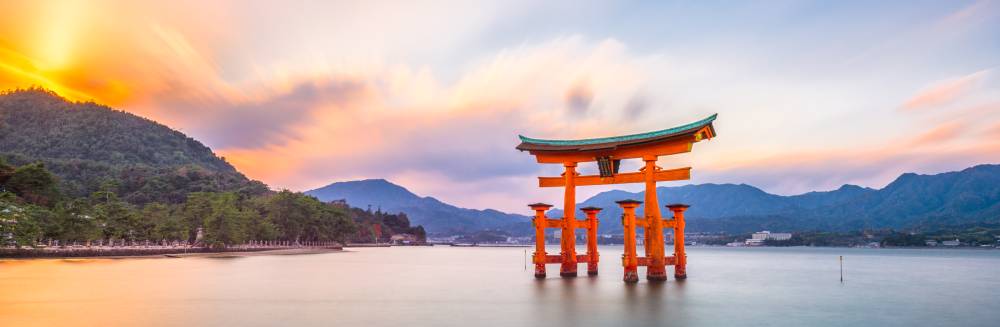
left=517, top=114, right=717, bottom=282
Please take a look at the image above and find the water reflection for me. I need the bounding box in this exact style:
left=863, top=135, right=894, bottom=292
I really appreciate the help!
left=1, top=246, right=999, bottom=327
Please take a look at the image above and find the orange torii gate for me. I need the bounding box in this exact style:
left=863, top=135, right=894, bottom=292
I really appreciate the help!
left=517, top=114, right=717, bottom=282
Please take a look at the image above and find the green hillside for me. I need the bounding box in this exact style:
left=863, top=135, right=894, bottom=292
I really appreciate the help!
left=0, top=88, right=268, bottom=203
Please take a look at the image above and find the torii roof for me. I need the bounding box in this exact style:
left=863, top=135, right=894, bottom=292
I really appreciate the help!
left=516, top=114, right=717, bottom=152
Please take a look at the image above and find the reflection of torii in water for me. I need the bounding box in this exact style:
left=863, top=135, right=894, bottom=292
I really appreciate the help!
left=516, top=114, right=717, bottom=283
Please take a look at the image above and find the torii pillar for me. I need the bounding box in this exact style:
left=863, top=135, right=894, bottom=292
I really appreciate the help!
left=667, top=204, right=690, bottom=279
left=581, top=206, right=602, bottom=276
left=529, top=203, right=553, bottom=278
left=560, top=162, right=578, bottom=277
left=642, top=155, right=668, bottom=281
left=618, top=199, right=642, bottom=283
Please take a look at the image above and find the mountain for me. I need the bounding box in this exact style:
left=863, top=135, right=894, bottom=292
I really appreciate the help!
left=309, top=165, right=999, bottom=236
left=559, top=165, right=999, bottom=234
left=0, top=88, right=268, bottom=203
left=306, top=179, right=531, bottom=235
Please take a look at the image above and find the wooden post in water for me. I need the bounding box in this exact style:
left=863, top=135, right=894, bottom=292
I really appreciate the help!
left=529, top=203, right=553, bottom=278
left=560, top=162, right=579, bottom=277
left=581, top=207, right=602, bottom=276
left=840, top=256, right=843, bottom=282
left=667, top=204, right=690, bottom=279
left=643, top=155, right=668, bottom=281
left=618, top=199, right=642, bottom=283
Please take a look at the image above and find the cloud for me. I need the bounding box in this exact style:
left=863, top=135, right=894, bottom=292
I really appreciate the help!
left=906, top=121, right=963, bottom=147
left=565, top=81, right=593, bottom=115
left=2, top=1, right=999, bottom=213
left=987, top=121, right=1000, bottom=137
left=623, top=94, right=648, bottom=120
left=205, top=36, right=668, bottom=210
left=172, top=80, right=367, bottom=149
left=901, top=70, right=989, bottom=111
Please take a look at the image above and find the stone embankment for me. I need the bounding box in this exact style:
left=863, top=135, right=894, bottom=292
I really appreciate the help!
left=1, top=241, right=342, bottom=258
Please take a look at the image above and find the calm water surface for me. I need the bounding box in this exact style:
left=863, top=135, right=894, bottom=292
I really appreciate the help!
left=2, top=246, right=998, bottom=327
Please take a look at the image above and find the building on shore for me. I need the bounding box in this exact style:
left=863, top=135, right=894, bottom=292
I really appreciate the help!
left=390, top=234, right=419, bottom=245
left=725, top=240, right=745, bottom=247
left=941, top=239, right=960, bottom=246
left=745, top=231, right=793, bottom=246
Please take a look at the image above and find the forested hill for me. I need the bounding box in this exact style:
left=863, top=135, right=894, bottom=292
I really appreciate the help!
left=0, top=88, right=268, bottom=204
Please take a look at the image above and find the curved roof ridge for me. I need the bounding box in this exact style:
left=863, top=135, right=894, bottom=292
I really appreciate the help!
left=518, top=113, right=717, bottom=146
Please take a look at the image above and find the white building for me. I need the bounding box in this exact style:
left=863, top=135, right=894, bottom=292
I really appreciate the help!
left=751, top=231, right=792, bottom=241
left=745, top=231, right=793, bottom=246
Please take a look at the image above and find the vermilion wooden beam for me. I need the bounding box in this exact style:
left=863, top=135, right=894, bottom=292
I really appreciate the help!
left=529, top=139, right=694, bottom=164
left=538, top=167, right=691, bottom=187
left=544, top=219, right=595, bottom=228
left=635, top=256, right=678, bottom=266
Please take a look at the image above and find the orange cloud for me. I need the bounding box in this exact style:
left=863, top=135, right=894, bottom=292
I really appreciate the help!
left=1, top=1, right=998, bottom=212
left=985, top=121, right=1000, bottom=137
left=901, top=70, right=989, bottom=111
left=906, top=121, right=963, bottom=147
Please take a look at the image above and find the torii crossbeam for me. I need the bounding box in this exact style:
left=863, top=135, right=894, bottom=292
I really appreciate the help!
left=517, top=114, right=717, bottom=282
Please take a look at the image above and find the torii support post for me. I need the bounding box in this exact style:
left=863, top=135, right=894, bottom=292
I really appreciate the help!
left=642, top=155, right=668, bottom=281
left=581, top=207, right=602, bottom=276
left=529, top=203, right=553, bottom=279
left=667, top=204, right=690, bottom=279
left=560, top=162, right=579, bottom=277
left=618, top=199, right=642, bottom=283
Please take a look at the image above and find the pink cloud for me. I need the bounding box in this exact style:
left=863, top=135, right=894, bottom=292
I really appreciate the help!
left=906, top=121, right=963, bottom=147
left=900, top=70, right=989, bottom=111
left=986, top=121, right=1000, bottom=137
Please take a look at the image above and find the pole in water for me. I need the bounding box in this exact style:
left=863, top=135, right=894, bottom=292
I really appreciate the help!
left=839, top=255, right=844, bottom=283
left=524, top=249, right=527, bottom=270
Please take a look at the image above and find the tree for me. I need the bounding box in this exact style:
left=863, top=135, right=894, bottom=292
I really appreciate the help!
left=412, top=225, right=427, bottom=243
left=200, top=193, right=248, bottom=248
left=245, top=197, right=279, bottom=241
left=56, top=199, right=101, bottom=243
left=146, top=203, right=186, bottom=241
left=5, top=162, right=60, bottom=206
left=301, top=202, right=355, bottom=243
left=0, top=199, right=42, bottom=247
left=179, top=192, right=215, bottom=243
left=27, top=205, right=62, bottom=242
left=264, top=191, right=311, bottom=243
left=91, top=191, right=140, bottom=242
left=0, top=158, right=14, bottom=190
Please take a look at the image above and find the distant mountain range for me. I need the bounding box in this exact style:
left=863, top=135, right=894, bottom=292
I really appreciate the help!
left=553, top=164, right=1000, bottom=234
left=8, top=88, right=994, bottom=237
left=306, top=179, right=531, bottom=235
left=312, top=164, right=1000, bottom=235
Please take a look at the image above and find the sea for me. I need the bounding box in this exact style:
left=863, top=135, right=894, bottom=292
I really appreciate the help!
left=2, top=246, right=998, bottom=327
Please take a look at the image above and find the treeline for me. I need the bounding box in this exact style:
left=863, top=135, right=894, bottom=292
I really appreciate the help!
left=345, top=205, right=427, bottom=244
left=696, top=228, right=1000, bottom=247
left=1, top=159, right=355, bottom=248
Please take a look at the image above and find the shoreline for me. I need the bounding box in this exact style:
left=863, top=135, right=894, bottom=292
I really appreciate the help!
left=0, top=247, right=344, bottom=261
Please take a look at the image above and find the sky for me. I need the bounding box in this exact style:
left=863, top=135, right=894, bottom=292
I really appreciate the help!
left=1, top=0, right=999, bottom=213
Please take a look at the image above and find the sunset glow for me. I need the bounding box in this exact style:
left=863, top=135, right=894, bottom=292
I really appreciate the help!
left=1, top=0, right=999, bottom=212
